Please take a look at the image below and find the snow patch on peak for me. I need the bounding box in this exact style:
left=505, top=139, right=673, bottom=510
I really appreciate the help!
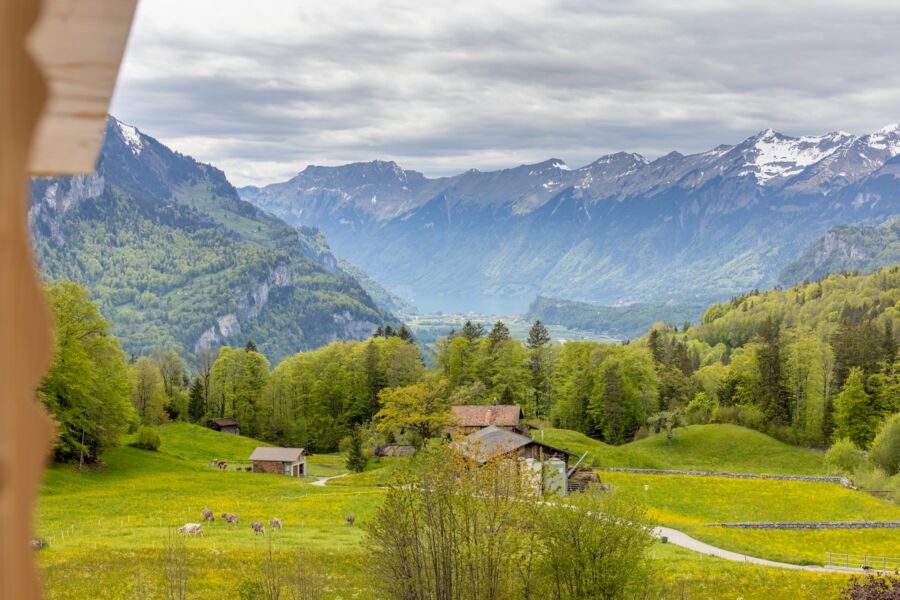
left=877, top=123, right=900, bottom=134
left=550, top=160, right=569, bottom=171
left=116, top=120, right=143, bottom=155
left=746, top=132, right=848, bottom=183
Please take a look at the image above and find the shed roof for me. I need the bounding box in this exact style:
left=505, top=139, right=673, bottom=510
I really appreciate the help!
left=210, top=417, right=239, bottom=427
left=248, top=447, right=306, bottom=462
left=451, top=405, right=521, bottom=427
left=451, top=426, right=573, bottom=463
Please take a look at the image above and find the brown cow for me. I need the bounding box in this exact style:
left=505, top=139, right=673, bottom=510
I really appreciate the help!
left=250, top=521, right=266, bottom=535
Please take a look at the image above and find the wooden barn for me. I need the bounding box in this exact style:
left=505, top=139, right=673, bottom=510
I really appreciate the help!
left=447, top=404, right=525, bottom=436
left=207, top=417, right=240, bottom=435
left=452, top=425, right=572, bottom=465
left=248, top=447, right=307, bottom=477
left=450, top=425, right=575, bottom=495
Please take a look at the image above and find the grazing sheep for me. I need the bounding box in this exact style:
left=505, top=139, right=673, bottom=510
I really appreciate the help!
left=177, top=523, right=204, bottom=536
left=269, top=518, right=282, bottom=530
left=345, top=514, right=355, bottom=527
left=221, top=513, right=239, bottom=527
left=201, top=509, right=215, bottom=523
left=30, top=538, right=47, bottom=551
left=250, top=521, right=266, bottom=535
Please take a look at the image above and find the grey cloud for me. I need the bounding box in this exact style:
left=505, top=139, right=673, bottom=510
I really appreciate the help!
left=110, top=0, right=900, bottom=186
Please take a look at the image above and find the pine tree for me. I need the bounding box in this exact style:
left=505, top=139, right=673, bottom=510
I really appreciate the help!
left=373, top=326, right=384, bottom=338
left=460, top=321, right=485, bottom=341
left=384, top=325, right=396, bottom=338
left=245, top=339, right=258, bottom=353
left=526, top=320, right=550, bottom=349
left=345, top=426, right=368, bottom=473
left=488, top=321, right=510, bottom=350
left=399, top=325, right=415, bottom=343
left=757, top=317, right=791, bottom=424
left=647, top=329, right=666, bottom=365
left=188, top=378, right=205, bottom=423
left=834, top=367, right=877, bottom=446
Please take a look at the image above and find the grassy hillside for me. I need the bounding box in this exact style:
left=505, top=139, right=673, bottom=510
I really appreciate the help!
left=36, top=423, right=864, bottom=599
left=542, top=424, right=826, bottom=475
left=155, top=423, right=272, bottom=466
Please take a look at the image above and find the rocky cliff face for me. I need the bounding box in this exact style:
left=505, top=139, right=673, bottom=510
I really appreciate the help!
left=29, top=117, right=398, bottom=360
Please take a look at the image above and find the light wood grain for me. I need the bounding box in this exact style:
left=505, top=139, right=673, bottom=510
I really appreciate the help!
left=2, top=0, right=136, bottom=598
left=27, top=0, right=138, bottom=175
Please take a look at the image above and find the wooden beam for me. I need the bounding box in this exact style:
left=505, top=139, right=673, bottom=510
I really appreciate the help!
left=27, top=0, right=138, bottom=176
left=1, top=1, right=136, bottom=598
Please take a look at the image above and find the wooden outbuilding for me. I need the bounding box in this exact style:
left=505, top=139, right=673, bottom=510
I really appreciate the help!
left=207, top=417, right=240, bottom=435
left=248, top=447, right=307, bottom=477
left=448, top=405, right=525, bottom=436
left=450, top=425, right=572, bottom=466
left=374, top=445, right=416, bottom=458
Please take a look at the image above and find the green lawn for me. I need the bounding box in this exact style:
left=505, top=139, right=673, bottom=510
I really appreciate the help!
left=35, top=422, right=865, bottom=599
left=542, top=424, right=827, bottom=475
left=602, top=470, right=900, bottom=565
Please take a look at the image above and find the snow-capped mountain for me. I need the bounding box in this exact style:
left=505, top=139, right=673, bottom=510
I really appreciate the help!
left=239, top=125, right=900, bottom=311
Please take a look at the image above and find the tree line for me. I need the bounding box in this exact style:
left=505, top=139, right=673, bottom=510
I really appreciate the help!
left=38, top=268, right=900, bottom=476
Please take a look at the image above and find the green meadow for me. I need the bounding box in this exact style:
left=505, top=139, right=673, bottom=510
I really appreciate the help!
left=36, top=423, right=895, bottom=599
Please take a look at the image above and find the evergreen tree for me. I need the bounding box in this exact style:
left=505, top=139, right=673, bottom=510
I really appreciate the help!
left=245, top=339, right=258, bottom=353
left=488, top=321, right=510, bottom=350
left=384, top=325, right=396, bottom=338
left=833, top=367, right=876, bottom=446
left=756, top=318, right=791, bottom=424
left=460, top=320, right=485, bottom=341
left=345, top=425, right=368, bottom=473
left=647, top=329, right=666, bottom=365
left=373, top=326, right=384, bottom=338
left=398, top=325, right=415, bottom=343
left=526, top=320, right=551, bottom=349
left=188, top=377, right=205, bottom=423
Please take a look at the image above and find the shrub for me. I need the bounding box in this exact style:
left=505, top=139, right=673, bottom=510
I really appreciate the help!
left=129, top=425, right=161, bottom=451
left=685, top=392, right=715, bottom=425
left=851, top=464, right=891, bottom=492
left=837, top=574, right=900, bottom=599
left=869, top=414, right=900, bottom=475
left=824, top=438, right=865, bottom=475
left=711, top=404, right=766, bottom=431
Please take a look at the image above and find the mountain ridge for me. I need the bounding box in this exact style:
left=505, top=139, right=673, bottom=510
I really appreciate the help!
left=239, top=124, right=900, bottom=311
left=30, top=117, right=400, bottom=360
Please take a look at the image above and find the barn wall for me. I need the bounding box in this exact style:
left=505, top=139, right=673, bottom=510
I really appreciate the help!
left=252, top=461, right=286, bottom=475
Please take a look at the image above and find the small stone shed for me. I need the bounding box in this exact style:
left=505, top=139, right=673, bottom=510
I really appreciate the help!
left=248, top=447, right=307, bottom=477
left=447, top=405, right=525, bottom=436
left=208, top=417, right=240, bottom=435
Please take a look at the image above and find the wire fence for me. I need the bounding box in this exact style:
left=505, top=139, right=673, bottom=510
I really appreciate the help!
left=825, top=553, right=900, bottom=571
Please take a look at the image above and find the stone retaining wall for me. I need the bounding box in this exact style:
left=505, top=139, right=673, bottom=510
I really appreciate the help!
left=705, top=521, right=900, bottom=529
left=598, top=467, right=853, bottom=488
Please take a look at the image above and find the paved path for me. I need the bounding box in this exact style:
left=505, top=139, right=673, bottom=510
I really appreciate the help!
left=655, top=526, right=837, bottom=573
left=310, top=473, right=349, bottom=487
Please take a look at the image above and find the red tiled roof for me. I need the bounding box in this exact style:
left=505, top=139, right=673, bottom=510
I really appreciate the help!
left=450, top=405, right=521, bottom=427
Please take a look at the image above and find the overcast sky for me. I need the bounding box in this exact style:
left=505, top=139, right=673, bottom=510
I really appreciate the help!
left=110, top=0, right=900, bottom=186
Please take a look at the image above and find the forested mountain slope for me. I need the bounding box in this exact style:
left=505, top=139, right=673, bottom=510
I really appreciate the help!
left=777, top=221, right=900, bottom=286
left=29, top=118, right=398, bottom=360
left=241, top=126, right=900, bottom=309
left=525, top=296, right=707, bottom=339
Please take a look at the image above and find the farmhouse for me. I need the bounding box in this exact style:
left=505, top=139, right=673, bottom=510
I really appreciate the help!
left=451, top=425, right=575, bottom=494
left=207, top=417, right=240, bottom=435
left=248, top=447, right=307, bottom=477
left=448, top=404, right=525, bottom=436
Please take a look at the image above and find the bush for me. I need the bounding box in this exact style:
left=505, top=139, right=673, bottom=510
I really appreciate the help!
left=851, top=464, right=891, bottom=491
left=869, top=414, right=900, bottom=475
left=838, top=574, right=900, bottom=599
left=824, top=438, right=865, bottom=475
left=711, top=404, right=766, bottom=431
left=685, top=392, right=716, bottom=425
left=129, top=425, right=161, bottom=451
